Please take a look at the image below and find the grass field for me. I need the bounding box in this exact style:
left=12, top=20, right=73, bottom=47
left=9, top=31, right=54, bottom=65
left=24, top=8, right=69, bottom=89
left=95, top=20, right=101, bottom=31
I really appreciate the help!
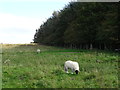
left=2, top=44, right=119, bottom=88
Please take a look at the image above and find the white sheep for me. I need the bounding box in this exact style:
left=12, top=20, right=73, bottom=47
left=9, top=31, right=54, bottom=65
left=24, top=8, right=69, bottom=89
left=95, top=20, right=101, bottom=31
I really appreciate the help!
left=64, top=60, right=80, bottom=74
left=37, top=49, right=41, bottom=53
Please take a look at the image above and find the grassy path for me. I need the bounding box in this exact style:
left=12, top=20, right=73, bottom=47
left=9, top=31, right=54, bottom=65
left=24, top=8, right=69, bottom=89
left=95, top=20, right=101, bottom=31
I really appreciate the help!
left=2, top=44, right=119, bottom=88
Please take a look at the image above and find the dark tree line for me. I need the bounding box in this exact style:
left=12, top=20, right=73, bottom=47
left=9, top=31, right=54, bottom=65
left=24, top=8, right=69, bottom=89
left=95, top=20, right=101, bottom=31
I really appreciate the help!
left=34, top=2, right=119, bottom=50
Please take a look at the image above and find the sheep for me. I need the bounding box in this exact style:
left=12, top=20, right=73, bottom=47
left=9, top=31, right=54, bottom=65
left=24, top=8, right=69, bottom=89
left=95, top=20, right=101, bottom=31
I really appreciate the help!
left=37, top=49, right=41, bottom=53
left=64, top=60, right=80, bottom=74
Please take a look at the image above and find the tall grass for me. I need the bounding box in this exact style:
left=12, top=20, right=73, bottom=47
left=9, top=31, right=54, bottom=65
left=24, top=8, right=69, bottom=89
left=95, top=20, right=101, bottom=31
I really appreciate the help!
left=2, top=44, right=119, bottom=88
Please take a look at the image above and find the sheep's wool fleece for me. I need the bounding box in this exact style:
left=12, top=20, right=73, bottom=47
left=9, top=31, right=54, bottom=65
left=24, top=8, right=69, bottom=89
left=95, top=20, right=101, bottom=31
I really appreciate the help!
left=37, top=49, right=40, bottom=52
left=65, top=60, right=79, bottom=70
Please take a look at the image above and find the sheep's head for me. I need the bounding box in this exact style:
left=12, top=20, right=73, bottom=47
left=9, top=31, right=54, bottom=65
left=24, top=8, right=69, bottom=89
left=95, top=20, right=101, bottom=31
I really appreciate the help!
left=75, top=70, right=79, bottom=74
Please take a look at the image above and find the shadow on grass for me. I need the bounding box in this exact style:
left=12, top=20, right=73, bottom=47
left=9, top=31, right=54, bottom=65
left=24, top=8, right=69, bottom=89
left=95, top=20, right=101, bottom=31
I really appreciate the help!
left=52, top=69, right=79, bottom=77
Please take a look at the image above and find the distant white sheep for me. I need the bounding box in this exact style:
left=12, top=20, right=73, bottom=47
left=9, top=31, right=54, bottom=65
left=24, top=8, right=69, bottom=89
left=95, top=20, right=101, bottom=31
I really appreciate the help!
left=37, top=49, right=41, bottom=53
left=64, top=60, right=80, bottom=74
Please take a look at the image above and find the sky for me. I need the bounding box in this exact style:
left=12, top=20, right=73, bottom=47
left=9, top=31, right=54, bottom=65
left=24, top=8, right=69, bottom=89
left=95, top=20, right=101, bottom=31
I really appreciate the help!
left=0, top=0, right=74, bottom=44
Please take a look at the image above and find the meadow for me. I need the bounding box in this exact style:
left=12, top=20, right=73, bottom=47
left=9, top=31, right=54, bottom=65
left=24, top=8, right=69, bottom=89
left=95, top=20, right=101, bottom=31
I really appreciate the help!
left=2, top=44, right=119, bottom=88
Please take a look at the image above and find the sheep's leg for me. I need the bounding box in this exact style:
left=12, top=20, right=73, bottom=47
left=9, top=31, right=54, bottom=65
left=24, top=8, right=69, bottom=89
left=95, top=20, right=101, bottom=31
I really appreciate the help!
left=71, top=69, right=74, bottom=74
left=64, top=66, right=69, bottom=73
